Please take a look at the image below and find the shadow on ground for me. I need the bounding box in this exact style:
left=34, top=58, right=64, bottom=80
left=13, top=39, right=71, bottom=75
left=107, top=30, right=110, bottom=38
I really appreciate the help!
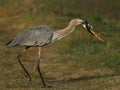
left=47, top=73, right=120, bottom=87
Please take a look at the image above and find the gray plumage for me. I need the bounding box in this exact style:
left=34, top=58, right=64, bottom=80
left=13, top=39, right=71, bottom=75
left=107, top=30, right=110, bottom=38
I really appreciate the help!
left=6, top=25, right=53, bottom=47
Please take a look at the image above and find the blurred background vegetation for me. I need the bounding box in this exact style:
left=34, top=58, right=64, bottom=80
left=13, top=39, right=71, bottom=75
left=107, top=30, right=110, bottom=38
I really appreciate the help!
left=0, top=0, right=120, bottom=89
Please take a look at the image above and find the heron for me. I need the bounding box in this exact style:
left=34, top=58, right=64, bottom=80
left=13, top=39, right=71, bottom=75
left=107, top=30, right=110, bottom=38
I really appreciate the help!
left=6, top=19, right=104, bottom=87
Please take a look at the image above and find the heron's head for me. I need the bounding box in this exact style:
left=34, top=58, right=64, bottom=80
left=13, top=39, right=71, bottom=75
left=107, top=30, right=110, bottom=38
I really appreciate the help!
left=69, top=19, right=84, bottom=26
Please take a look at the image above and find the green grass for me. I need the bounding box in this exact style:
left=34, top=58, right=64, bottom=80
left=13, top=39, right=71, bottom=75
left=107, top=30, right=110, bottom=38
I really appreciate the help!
left=0, top=0, right=120, bottom=90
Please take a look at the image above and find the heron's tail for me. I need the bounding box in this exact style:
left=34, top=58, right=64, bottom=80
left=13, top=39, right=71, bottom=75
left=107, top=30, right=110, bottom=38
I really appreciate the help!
left=6, top=39, right=14, bottom=48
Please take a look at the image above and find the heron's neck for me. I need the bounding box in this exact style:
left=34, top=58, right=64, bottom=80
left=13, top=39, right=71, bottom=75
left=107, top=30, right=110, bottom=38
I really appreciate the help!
left=52, top=24, right=76, bottom=42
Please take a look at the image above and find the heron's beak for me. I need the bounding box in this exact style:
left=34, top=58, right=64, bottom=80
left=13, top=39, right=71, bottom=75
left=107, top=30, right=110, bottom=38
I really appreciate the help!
left=83, top=20, right=104, bottom=42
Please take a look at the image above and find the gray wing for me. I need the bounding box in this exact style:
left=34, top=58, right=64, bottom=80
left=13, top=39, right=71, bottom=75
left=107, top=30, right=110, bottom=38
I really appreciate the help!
left=6, top=25, right=53, bottom=47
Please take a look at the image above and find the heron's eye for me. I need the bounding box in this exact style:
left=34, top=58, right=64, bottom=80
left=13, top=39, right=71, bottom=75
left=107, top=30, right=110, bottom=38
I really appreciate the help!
left=82, top=21, right=85, bottom=25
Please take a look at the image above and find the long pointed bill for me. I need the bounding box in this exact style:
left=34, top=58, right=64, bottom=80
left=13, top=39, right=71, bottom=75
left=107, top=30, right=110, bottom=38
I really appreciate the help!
left=84, top=20, right=104, bottom=42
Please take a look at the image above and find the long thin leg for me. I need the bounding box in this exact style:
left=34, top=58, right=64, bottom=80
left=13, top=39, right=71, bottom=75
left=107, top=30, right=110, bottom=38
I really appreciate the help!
left=17, top=47, right=31, bottom=82
left=37, top=47, right=46, bottom=87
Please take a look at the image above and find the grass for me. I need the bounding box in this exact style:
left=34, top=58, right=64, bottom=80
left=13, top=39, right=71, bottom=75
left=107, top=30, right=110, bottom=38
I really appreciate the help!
left=0, top=0, right=120, bottom=90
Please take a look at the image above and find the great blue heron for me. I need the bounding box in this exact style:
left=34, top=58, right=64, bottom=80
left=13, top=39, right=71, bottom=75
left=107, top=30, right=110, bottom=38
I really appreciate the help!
left=6, top=19, right=104, bottom=87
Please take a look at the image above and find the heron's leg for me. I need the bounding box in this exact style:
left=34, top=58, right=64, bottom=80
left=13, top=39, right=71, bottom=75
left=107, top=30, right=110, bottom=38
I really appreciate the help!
left=37, top=47, right=46, bottom=87
left=17, top=47, right=31, bottom=82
